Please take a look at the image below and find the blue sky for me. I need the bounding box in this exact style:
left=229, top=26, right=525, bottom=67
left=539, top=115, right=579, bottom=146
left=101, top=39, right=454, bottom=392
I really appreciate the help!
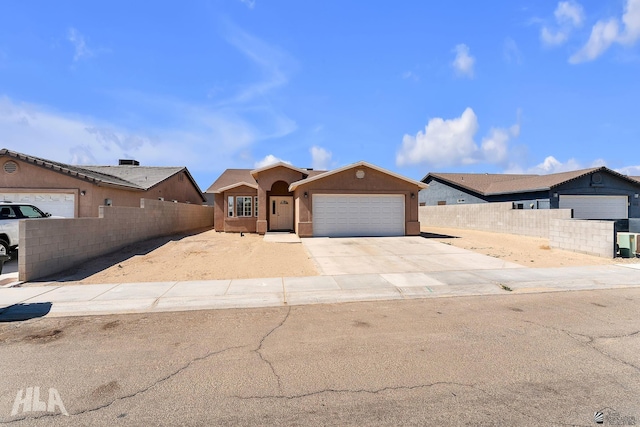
left=1, top=1, right=639, bottom=190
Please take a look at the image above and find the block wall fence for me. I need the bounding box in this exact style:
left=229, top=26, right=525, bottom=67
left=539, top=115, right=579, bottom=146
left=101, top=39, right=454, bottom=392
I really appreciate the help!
left=419, top=202, right=573, bottom=238
left=18, top=199, right=214, bottom=281
left=419, top=202, right=618, bottom=258
left=549, top=219, right=615, bottom=258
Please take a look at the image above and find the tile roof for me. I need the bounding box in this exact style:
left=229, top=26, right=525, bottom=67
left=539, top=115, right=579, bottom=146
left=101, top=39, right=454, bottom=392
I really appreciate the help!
left=0, top=148, right=204, bottom=199
left=425, top=167, right=639, bottom=196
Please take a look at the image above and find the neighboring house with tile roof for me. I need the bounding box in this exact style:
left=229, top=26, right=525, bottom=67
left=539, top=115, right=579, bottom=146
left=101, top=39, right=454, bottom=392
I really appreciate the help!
left=206, top=161, right=427, bottom=237
left=421, top=167, right=640, bottom=219
left=0, top=148, right=205, bottom=218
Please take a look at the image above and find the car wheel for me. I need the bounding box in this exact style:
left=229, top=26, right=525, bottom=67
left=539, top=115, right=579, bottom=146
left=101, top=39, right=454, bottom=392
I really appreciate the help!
left=0, top=240, right=9, bottom=257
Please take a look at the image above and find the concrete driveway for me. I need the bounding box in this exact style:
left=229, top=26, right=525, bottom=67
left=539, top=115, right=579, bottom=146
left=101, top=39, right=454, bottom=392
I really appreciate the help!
left=302, top=236, right=524, bottom=275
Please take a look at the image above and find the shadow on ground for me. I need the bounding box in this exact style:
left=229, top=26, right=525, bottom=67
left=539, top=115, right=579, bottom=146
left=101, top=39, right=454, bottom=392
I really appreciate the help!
left=30, top=227, right=213, bottom=283
left=419, top=232, right=458, bottom=239
left=0, top=302, right=52, bottom=322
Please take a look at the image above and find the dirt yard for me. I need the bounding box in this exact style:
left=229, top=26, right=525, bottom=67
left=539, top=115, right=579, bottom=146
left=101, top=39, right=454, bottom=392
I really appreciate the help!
left=45, top=229, right=318, bottom=285
left=422, top=226, right=640, bottom=268
left=38, top=226, right=639, bottom=285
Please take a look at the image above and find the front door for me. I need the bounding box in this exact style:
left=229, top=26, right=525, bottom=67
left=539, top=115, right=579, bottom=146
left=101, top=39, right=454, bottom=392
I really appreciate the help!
left=269, top=196, right=293, bottom=230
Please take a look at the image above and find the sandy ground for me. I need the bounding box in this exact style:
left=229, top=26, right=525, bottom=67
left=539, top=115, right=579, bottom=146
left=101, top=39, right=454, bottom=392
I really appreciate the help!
left=422, top=226, right=640, bottom=268
left=43, top=228, right=318, bottom=285
left=35, top=226, right=639, bottom=285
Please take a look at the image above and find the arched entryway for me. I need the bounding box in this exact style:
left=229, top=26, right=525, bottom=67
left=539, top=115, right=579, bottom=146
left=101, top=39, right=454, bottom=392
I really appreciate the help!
left=267, top=181, right=294, bottom=231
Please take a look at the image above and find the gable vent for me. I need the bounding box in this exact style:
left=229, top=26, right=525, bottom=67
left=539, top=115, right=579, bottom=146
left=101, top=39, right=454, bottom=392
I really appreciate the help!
left=3, top=161, right=18, bottom=174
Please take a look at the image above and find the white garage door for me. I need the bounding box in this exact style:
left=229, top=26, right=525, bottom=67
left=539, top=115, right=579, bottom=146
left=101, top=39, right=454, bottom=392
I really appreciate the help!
left=559, top=195, right=628, bottom=219
left=0, top=193, right=76, bottom=217
left=313, top=194, right=405, bottom=237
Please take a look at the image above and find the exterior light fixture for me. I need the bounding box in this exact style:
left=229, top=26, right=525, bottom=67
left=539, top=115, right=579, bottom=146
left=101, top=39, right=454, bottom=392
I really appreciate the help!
left=411, top=193, right=415, bottom=199
left=80, top=190, right=86, bottom=196
left=553, top=193, right=559, bottom=198
left=635, top=194, right=639, bottom=199
left=304, top=192, right=308, bottom=198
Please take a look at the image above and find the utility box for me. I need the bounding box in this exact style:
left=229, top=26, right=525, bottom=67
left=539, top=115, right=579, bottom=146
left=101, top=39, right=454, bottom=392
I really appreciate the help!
left=617, top=232, right=639, bottom=258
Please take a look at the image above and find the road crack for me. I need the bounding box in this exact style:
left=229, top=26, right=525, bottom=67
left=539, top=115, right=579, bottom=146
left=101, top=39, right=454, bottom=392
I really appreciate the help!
left=523, top=320, right=640, bottom=373
left=253, top=306, right=291, bottom=392
left=1, top=345, right=244, bottom=423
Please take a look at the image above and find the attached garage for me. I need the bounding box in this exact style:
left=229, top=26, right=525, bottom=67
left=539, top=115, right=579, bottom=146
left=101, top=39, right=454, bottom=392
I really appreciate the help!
left=559, top=195, right=628, bottom=219
left=0, top=192, right=76, bottom=217
left=313, top=194, right=405, bottom=237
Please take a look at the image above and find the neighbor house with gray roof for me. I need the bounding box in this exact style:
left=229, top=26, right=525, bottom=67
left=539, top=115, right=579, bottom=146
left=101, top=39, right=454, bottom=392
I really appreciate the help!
left=421, top=167, right=640, bottom=219
left=0, top=148, right=205, bottom=218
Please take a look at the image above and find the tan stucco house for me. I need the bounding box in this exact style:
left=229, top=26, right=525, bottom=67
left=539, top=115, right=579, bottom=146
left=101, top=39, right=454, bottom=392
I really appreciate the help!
left=206, top=161, right=427, bottom=237
left=0, top=148, right=205, bottom=217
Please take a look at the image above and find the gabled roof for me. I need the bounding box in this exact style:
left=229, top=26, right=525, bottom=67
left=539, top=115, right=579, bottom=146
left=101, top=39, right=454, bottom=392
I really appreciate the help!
left=206, top=167, right=326, bottom=193
left=213, top=181, right=258, bottom=194
left=289, top=161, right=428, bottom=191
left=0, top=148, right=205, bottom=201
left=205, top=169, right=256, bottom=193
left=250, top=162, right=309, bottom=179
left=424, top=167, right=640, bottom=197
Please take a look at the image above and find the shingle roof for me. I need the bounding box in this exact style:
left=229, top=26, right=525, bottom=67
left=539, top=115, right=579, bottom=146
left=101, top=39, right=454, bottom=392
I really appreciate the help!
left=80, top=165, right=186, bottom=190
left=0, top=148, right=204, bottom=200
left=206, top=168, right=326, bottom=193
left=424, top=167, right=639, bottom=196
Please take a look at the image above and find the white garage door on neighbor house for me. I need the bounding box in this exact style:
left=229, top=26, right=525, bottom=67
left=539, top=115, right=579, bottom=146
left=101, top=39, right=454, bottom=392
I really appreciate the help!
left=312, top=194, right=405, bottom=237
left=559, top=195, right=628, bottom=219
left=0, top=193, right=76, bottom=217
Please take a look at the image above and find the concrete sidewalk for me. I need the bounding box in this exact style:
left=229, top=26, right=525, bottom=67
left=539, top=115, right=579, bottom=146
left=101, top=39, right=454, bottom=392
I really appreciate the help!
left=1, top=264, right=639, bottom=318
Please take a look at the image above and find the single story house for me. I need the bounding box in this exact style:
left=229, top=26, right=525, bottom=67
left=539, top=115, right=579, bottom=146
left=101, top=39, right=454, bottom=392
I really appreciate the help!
left=206, top=161, right=427, bottom=237
left=0, top=148, right=206, bottom=217
left=421, top=167, right=640, bottom=219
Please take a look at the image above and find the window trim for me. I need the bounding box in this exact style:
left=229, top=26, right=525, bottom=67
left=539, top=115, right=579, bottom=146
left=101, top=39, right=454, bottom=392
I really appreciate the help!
left=228, top=196, right=234, bottom=217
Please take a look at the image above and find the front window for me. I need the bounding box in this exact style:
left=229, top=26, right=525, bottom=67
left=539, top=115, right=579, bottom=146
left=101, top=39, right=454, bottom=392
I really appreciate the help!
left=236, top=196, right=253, bottom=217
left=16, top=205, right=46, bottom=218
left=228, top=196, right=234, bottom=217
left=254, top=196, right=258, bottom=217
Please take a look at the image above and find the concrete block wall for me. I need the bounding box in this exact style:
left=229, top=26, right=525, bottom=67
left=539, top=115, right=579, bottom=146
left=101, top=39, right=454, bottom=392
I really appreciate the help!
left=549, top=219, right=615, bottom=258
left=419, top=202, right=572, bottom=238
left=18, top=199, right=214, bottom=281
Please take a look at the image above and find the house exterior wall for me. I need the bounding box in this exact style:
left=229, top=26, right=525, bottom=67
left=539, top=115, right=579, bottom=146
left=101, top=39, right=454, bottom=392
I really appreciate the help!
left=422, top=178, right=549, bottom=208
left=0, top=157, right=204, bottom=217
left=550, top=173, right=640, bottom=217
left=19, top=199, right=214, bottom=281
left=217, top=185, right=258, bottom=233
left=293, top=165, right=421, bottom=237
left=419, top=202, right=573, bottom=238
left=421, top=180, right=488, bottom=206
left=253, top=166, right=307, bottom=235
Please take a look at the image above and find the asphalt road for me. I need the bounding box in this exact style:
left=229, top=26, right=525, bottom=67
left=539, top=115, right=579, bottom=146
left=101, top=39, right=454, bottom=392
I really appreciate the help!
left=1, top=289, right=639, bottom=426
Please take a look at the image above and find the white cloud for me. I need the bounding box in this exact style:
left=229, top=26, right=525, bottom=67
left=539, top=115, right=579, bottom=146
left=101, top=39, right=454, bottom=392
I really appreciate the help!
left=527, top=156, right=583, bottom=174
left=555, top=1, right=585, bottom=26
left=617, top=165, right=640, bottom=176
left=569, top=19, right=620, bottom=63
left=67, top=28, right=93, bottom=61
left=254, top=154, right=291, bottom=168
left=239, top=0, right=256, bottom=9
left=503, top=38, right=523, bottom=64
left=396, top=108, right=521, bottom=168
left=310, top=146, right=332, bottom=170
left=451, top=44, right=475, bottom=78
left=540, top=1, right=584, bottom=47
left=569, top=0, right=640, bottom=63
left=541, top=27, right=569, bottom=46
